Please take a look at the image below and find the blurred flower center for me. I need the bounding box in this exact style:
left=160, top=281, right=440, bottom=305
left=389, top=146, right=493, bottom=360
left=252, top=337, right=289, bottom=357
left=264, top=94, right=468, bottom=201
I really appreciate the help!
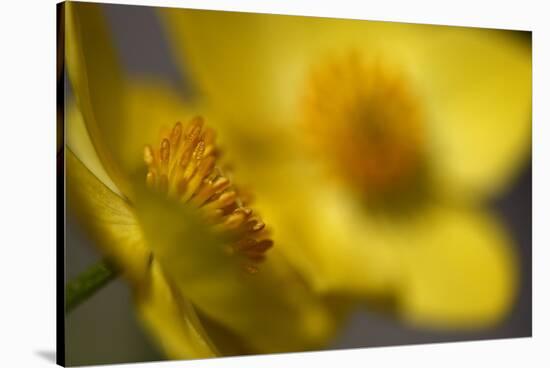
left=144, top=116, right=273, bottom=273
left=301, top=54, right=426, bottom=201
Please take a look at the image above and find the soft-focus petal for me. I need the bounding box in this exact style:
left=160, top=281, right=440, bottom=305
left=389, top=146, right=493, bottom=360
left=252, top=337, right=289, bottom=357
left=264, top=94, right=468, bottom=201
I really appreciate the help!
left=159, top=8, right=276, bottom=119
left=256, top=166, right=518, bottom=328
left=253, top=166, right=401, bottom=298
left=398, top=204, right=519, bottom=329
left=66, top=149, right=149, bottom=286
left=135, top=260, right=219, bottom=359
left=419, top=29, right=532, bottom=198
left=159, top=9, right=422, bottom=123
left=133, top=187, right=336, bottom=354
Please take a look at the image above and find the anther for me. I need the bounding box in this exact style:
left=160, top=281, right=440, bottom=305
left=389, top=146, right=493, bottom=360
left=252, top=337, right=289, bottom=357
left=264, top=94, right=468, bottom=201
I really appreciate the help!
left=170, top=122, right=182, bottom=147
left=217, top=191, right=237, bottom=207
left=193, top=141, right=205, bottom=161
left=234, top=207, right=253, bottom=217
left=144, top=145, right=154, bottom=166
left=160, top=139, right=170, bottom=163
left=212, top=177, right=230, bottom=192
left=179, top=149, right=192, bottom=169
left=186, top=116, right=204, bottom=142
left=234, top=238, right=256, bottom=251
left=249, top=239, right=273, bottom=253
left=197, top=156, right=215, bottom=178
left=146, top=171, right=156, bottom=187
left=251, top=221, right=265, bottom=232
left=222, top=211, right=246, bottom=230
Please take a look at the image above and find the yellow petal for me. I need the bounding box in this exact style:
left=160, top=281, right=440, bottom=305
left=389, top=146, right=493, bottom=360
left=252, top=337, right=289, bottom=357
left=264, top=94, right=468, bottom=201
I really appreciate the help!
left=159, top=9, right=420, bottom=122
left=66, top=101, right=121, bottom=196
left=135, top=259, right=219, bottom=359
left=133, top=188, right=336, bottom=354
left=65, top=1, right=130, bottom=195
left=159, top=8, right=275, bottom=120
left=66, top=148, right=150, bottom=286
left=254, top=169, right=401, bottom=297
left=420, top=29, right=532, bottom=198
left=398, top=204, right=519, bottom=329
left=256, top=168, right=518, bottom=328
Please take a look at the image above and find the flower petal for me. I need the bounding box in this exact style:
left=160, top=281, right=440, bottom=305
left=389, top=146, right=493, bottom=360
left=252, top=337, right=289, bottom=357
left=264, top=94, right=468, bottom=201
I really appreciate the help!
left=66, top=149, right=149, bottom=286
left=256, top=170, right=518, bottom=328
left=254, top=170, right=402, bottom=298
left=134, top=259, right=219, bottom=359
left=398, top=204, right=519, bottom=329
left=419, top=29, right=532, bottom=198
left=159, top=8, right=275, bottom=118
left=133, top=188, right=336, bottom=354
left=159, top=9, right=420, bottom=122
left=65, top=2, right=130, bottom=194
left=66, top=102, right=121, bottom=196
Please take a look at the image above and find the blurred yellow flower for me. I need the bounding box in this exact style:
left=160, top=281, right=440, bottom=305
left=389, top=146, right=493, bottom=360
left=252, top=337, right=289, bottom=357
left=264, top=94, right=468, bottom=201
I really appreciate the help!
left=65, top=2, right=337, bottom=360
left=160, top=9, right=531, bottom=328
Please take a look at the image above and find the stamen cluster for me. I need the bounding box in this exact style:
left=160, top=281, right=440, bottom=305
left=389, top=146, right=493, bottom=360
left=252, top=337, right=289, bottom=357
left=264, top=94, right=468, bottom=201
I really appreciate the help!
left=144, top=116, right=273, bottom=272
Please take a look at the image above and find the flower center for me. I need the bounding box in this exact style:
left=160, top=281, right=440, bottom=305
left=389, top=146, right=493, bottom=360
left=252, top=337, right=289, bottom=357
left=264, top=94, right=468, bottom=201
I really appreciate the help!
left=301, top=54, right=426, bottom=202
left=144, top=116, right=272, bottom=273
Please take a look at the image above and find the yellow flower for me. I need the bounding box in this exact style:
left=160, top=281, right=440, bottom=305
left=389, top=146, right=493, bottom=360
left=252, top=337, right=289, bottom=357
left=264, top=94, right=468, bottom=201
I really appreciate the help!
left=159, top=9, right=531, bottom=328
left=64, top=2, right=337, bottom=360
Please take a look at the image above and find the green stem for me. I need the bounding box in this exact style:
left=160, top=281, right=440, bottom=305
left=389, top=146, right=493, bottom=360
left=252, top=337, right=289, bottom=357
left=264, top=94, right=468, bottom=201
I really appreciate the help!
left=65, top=259, right=119, bottom=314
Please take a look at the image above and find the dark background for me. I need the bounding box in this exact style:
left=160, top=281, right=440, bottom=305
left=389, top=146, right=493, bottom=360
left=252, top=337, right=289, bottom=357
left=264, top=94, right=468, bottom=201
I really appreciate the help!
left=65, top=3, right=532, bottom=366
